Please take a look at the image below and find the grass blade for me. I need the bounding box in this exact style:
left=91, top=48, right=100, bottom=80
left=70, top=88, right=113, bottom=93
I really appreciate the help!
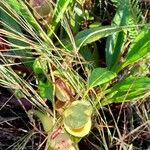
left=48, top=0, right=72, bottom=36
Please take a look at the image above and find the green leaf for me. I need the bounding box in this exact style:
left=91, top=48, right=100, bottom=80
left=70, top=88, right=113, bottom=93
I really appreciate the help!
left=104, top=77, right=150, bottom=104
left=122, top=27, right=150, bottom=68
left=48, top=0, right=72, bottom=36
left=38, top=80, right=53, bottom=101
left=105, top=5, right=128, bottom=69
left=33, top=57, right=48, bottom=75
left=111, top=77, right=150, bottom=92
left=2, top=0, right=47, bottom=40
left=0, top=7, right=30, bottom=57
left=79, top=45, right=100, bottom=67
left=5, top=0, right=38, bottom=28
left=109, top=89, right=149, bottom=104
left=105, top=0, right=144, bottom=71
left=88, top=68, right=117, bottom=88
left=75, top=26, right=124, bottom=49
left=65, top=25, right=138, bottom=51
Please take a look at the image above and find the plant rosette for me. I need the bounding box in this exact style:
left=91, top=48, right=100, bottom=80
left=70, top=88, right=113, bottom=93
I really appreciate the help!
left=63, top=100, right=93, bottom=137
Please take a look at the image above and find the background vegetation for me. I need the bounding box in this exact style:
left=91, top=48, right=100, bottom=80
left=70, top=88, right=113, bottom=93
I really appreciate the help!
left=0, top=0, right=150, bottom=149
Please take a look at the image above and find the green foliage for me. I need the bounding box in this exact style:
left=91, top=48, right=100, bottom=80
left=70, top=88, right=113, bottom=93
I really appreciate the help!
left=38, top=80, right=54, bottom=101
left=33, top=57, right=48, bottom=75
left=73, top=25, right=129, bottom=50
left=104, top=77, right=150, bottom=104
left=0, top=6, right=32, bottom=61
left=122, top=27, right=150, bottom=69
left=88, top=67, right=116, bottom=89
left=48, top=0, right=73, bottom=36
left=3, top=0, right=43, bottom=35
left=106, top=0, right=144, bottom=70
left=33, top=57, right=54, bottom=101
left=111, top=77, right=150, bottom=92
left=0, top=0, right=149, bottom=149
left=127, top=0, right=143, bottom=39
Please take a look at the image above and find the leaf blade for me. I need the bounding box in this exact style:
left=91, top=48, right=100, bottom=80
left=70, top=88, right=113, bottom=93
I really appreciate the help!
left=75, top=26, right=124, bottom=49
left=88, top=68, right=116, bottom=88
left=122, top=27, right=150, bottom=68
left=104, top=77, right=150, bottom=105
left=48, top=0, right=72, bottom=36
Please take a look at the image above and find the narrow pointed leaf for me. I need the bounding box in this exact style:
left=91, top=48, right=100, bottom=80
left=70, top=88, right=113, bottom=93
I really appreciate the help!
left=2, top=0, right=47, bottom=40
left=104, top=77, right=150, bottom=105
left=0, top=7, right=31, bottom=57
left=105, top=2, right=128, bottom=69
left=122, top=27, right=150, bottom=68
left=75, top=26, right=124, bottom=49
left=48, top=0, right=72, bottom=36
left=111, top=77, right=150, bottom=92
left=88, top=68, right=116, bottom=88
left=105, top=89, right=149, bottom=105
left=66, top=25, right=138, bottom=51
